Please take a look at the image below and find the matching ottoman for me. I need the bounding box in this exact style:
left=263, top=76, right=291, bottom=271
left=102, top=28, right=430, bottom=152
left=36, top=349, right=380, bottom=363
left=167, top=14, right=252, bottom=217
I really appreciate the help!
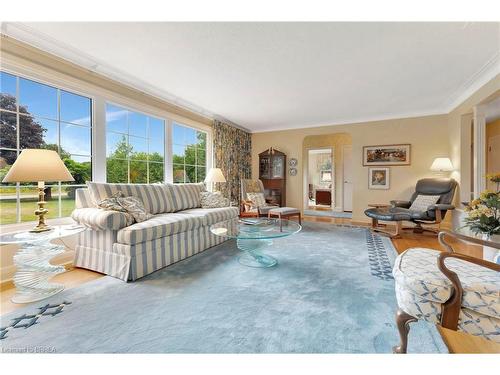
left=267, top=207, right=301, bottom=224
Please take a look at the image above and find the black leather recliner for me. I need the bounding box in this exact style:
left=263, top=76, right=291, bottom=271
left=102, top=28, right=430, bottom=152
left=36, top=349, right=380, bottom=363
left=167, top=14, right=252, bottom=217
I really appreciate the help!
left=364, top=178, right=458, bottom=238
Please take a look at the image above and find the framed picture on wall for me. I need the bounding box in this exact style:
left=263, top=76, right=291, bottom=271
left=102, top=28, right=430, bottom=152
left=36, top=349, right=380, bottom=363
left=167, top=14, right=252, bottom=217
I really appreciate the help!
left=363, top=144, right=411, bottom=166
left=368, top=167, right=390, bottom=190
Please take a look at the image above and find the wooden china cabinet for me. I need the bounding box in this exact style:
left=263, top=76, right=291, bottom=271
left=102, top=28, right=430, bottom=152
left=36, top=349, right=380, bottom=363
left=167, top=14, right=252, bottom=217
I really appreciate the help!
left=259, top=149, right=286, bottom=207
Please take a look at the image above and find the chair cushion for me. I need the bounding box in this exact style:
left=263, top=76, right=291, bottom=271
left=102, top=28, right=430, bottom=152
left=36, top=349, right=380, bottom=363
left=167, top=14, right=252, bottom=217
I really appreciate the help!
left=395, top=283, right=500, bottom=343
left=364, top=207, right=428, bottom=221
left=409, top=194, right=440, bottom=211
left=181, top=207, right=239, bottom=226
left=247, top=192, right=266, bottom=207
left=393, top=248, right=500, bottom=319
left=269, top=207, right=300, bottom=215
left=117, top=212, right=204, bottom=245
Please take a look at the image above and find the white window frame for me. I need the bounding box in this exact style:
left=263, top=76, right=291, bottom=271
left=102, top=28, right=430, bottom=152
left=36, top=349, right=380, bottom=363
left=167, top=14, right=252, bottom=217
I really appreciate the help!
left=170, top=121, right=210, bottom=184
left=0, top=70, right=94, bottom=224
left=1, top=58, right=213, bottom=229
left=104, top=101, right=167, bottom=184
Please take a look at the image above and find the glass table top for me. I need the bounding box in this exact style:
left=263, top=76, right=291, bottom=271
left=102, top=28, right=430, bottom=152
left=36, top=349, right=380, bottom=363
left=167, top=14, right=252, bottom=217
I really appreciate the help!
left=210, top=218, right=302, bottom=240
left=451, top=226, right=500, bottom=249
left=0, top=224, right=86, bottom=244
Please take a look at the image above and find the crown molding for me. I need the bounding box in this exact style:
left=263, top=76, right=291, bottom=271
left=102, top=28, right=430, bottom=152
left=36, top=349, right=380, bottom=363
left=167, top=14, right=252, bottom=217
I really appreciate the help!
left=249, top=109, right=447, bottom=133
left=0, top=22, right=249, bottom=132
left=1, top=22, right=498, bottom=134
left=442, top=51, right=500, bottom=113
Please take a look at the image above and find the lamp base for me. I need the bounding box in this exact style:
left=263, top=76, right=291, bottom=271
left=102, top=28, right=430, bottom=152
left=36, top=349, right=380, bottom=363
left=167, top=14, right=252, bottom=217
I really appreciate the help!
left=30, top=223, right=52, bottom=233
left=31, top=186, right=51, bottom=233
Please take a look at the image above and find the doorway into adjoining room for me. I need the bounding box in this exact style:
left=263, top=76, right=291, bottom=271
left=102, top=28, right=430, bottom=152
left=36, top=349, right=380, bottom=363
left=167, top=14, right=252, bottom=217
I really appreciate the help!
left=307, top=148, right=333, bottom=209
left=302, top=133, right=352, bottom=219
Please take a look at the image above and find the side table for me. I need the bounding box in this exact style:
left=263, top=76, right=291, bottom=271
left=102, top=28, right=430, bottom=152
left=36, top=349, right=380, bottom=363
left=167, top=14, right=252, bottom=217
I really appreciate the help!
left=0, top=224, right=85, bottom=304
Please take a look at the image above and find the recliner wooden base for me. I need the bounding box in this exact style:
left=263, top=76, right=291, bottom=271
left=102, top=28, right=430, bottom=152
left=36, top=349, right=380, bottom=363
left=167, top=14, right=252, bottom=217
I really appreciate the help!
left=370, top=218, right=403, bottom=238
left=370, top=219, right=440, bottom=239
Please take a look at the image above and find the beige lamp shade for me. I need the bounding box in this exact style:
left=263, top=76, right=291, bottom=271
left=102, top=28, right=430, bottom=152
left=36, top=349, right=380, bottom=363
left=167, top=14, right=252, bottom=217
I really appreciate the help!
left=204, top=168, right=226, bottom=183
left=2, top=149, right=75, bottom=183
left=430, top=157, right=454, bottom=172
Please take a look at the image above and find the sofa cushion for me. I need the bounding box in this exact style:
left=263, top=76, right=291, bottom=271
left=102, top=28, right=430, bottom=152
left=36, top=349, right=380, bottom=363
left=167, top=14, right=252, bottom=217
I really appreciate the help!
left=87, top=182, right=175, bottom=214
left=393, top=248, right=500, bottom=319
left=181, top=207, right=239, bottom=226
left=169, top=182, right=205, bottom=211
left=117, top=212, right=205, bottom=245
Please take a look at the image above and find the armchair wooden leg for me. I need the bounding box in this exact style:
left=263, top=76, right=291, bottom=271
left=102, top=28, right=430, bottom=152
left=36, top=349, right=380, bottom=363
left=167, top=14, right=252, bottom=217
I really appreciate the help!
left=370, top=219, right=403, bottom=239
left=393, top=309, right=417, bottom=354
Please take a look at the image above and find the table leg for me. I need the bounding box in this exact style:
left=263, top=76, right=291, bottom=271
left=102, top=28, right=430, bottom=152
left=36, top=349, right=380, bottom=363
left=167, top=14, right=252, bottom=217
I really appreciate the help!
left=236, top=239, right=277, bottom=268
left=11, top=239, right=66, bottom=304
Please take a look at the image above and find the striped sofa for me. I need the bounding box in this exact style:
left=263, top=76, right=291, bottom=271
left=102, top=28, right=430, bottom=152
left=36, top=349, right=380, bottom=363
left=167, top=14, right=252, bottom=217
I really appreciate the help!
left=71, top=182, right=238, bottom=281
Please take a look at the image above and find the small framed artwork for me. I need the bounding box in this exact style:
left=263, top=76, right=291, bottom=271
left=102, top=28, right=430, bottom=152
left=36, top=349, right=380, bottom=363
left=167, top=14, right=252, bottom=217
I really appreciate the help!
left=368, top=167, right=390, bottom=190
left=363, top=144, right=411, bottom=166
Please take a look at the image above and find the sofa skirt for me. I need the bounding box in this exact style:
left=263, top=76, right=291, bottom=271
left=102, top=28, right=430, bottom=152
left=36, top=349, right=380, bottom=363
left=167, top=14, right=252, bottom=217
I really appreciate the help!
left=75, top=225, right=227, bottom=281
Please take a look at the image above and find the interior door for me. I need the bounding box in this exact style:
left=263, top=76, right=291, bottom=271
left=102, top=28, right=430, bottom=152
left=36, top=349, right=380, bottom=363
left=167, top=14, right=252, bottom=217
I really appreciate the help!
left=487, top=134, right=500, bottom=191
left=343, top=145, right=353, bottom=212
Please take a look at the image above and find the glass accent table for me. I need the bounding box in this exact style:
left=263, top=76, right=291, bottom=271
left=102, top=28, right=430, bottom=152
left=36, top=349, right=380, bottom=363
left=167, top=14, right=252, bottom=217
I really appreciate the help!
left=0, top=225, right=86, bottom=304
left=210, top=218, right=301, bottom=268
left=442, top=227, right=500, bottom=262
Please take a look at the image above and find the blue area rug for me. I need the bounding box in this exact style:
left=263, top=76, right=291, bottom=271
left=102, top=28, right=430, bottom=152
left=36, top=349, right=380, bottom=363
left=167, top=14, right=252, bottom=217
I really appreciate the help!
left=304, top=209, right=353, bottom=219
left=0, top=222, right=447, bottom=353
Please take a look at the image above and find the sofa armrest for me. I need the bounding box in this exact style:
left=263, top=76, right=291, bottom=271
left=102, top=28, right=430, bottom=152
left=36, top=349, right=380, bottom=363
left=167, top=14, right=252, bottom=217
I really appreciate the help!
left=427, top=204, right=455, bottom=211
left=71, top=208, right=133, bottom=230
left=390, top=200, right=411, bottom=208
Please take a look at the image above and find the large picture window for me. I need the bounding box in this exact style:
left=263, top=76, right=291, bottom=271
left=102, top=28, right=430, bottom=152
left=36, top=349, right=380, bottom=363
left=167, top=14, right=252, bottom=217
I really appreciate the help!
left=0, top=71, right=92, bottom=224
left=172, top=123, right=207, bottom=183
left=106, top=104, right=165, bottom=183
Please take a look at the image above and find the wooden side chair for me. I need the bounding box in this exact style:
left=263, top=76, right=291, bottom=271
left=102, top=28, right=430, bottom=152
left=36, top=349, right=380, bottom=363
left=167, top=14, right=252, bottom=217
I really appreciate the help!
left=240, top=179, right=279, bottom=217
left=392, top=231, right=500, bottom=353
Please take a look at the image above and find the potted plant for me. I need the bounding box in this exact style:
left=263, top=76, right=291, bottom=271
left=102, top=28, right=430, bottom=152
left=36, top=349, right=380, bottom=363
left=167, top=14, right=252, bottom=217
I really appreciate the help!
left=463, top=173, right=500, bottom=262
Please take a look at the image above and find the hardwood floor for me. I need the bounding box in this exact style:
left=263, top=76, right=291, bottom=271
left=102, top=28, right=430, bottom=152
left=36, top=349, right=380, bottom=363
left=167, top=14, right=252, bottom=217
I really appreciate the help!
left=1, top=267, right=103, bottom=316
left=1, top=216, right=498, bottom=353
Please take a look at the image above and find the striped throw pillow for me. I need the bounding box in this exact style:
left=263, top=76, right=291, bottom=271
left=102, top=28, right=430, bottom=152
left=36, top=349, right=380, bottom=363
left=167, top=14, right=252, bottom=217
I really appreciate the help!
left=168, top=182, right=206, bottom=211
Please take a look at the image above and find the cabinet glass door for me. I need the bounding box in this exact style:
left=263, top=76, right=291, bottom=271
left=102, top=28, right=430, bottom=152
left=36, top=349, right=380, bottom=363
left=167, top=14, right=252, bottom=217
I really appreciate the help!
left=259, top=156, right=271, bottom=178
left=272, top=156, right=284, bottom=178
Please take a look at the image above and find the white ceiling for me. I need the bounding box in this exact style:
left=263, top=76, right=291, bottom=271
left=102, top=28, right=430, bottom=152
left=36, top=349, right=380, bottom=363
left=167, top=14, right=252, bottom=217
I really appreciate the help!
left=2, top=22, right=499, bottom=132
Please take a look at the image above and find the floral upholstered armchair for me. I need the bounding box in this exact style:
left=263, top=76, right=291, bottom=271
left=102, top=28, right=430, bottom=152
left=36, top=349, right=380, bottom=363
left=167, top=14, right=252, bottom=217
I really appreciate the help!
left=240, top=179, right=279, bottom=216
left=392, top=231, right=500, bottom=353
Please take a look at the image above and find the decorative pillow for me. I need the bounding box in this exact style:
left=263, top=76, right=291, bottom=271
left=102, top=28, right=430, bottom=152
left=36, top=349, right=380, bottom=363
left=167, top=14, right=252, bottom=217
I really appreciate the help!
left=247, top=192, right=266, bottom=208
left=200, top=191, right=230, bottom=208
left=98, top=192, right=153, bottom=223
left=168, top=182, right=206, bottom=211
left=409, top=195, right=440, bottom=212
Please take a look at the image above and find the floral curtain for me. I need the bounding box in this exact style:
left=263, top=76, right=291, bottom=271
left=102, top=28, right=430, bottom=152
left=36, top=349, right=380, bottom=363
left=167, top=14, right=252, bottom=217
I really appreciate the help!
left=213, top=119, right=252, bottom=203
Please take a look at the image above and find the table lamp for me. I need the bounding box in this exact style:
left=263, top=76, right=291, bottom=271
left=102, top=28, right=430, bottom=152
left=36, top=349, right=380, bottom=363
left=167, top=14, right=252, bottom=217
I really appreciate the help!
left=204, top=168, right=226, bottom=192
left=430, top=157, right=454, bottom=173
left=2, top=149, right=75, bottom=232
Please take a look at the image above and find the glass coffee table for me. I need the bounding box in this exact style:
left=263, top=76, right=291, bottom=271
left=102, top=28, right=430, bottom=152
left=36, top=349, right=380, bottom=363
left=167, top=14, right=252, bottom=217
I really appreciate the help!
left=210, top=218, right=301, bottom=268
